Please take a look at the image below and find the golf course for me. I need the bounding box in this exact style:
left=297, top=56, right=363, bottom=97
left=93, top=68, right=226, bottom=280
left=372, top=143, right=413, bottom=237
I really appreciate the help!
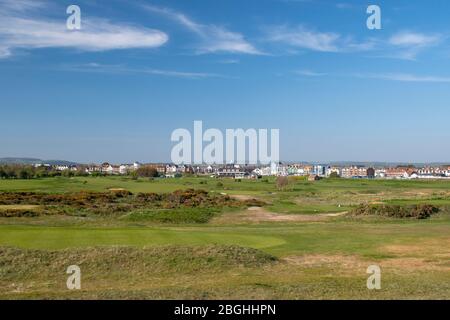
left=0, top=176, right=449, bottom=299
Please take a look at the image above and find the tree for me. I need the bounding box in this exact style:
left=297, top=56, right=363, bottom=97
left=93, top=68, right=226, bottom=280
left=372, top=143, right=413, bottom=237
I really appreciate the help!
left=329, top=172, right=340, bottom=179
left=0, top=167, right=5, bottom=179
left=276, top=176, right=289, bottom=190
left=136, top=166, right=159, bottom=178
left=130, top=170, right=139, bottom=180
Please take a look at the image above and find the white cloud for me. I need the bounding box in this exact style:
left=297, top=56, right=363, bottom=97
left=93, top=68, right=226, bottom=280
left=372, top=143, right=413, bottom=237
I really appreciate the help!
left=218, top=59, right=240, bottom=64
left=335, top=3, right=354, bottom=9
left=360, top=73, right=450, bottom=83
left=62, top=63, right=223, bottom=79
left=295, top=70, right=327, bottom=76
left=385, top=31, right=442, bottom=60
left=389, top=32, right=441, bottom=47
left=143, top=4, right=261, bottom=55
left=0, top=0, right=45, bottom=12
left=0, top=1, right=168, bottom=58
left=266, top=25, right=340, bottom=52
left=265, top=25, right=373, bottom=53
left=0, top=46, right=11, bottom=58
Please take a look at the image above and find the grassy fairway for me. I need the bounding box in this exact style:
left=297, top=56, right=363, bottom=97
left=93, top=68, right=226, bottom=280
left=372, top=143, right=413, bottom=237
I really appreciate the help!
left=0, top=225, right=286, bottom=250
left=0, top=177, right=449, bottom=299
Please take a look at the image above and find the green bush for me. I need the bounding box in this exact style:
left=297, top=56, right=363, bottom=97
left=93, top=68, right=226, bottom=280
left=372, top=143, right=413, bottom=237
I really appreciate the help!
left=350, top=204, right=439, bottom=219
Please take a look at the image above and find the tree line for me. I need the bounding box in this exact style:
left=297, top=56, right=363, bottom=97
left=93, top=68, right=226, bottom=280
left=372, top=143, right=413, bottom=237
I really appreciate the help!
left=0, top=165, right=90, bottom=179
left=0, top=164, right=161, bottom=180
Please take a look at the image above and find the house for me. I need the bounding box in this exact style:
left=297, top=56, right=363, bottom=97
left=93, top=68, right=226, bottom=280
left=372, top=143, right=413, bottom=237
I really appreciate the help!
left=385, top=167, right=409, bottom=179
left=313, top=165, right=327, bottom=177
left=146, top=164, right=166, bottom=175
left=341, top=166, right=368, bottom=178
left=54, top=165, right=78, bottom=172
left=133, top=162, right=142, bottom=170
left=444, top=166, right=450, bottom=177
left=109, top=165, right=121, bottom=175
left=375, top=169, right=386, bottom=178
left=119, top=165, right=130, bottom=175
left=215, top=164, right=246, bottom=178
left=326, top=166, right=341, bottom=177
left=367, top=167, right=375, bottom=179
left=287, top=164, right=312, bottom=176
left=252, top=168, right=263, bottom=176
left=166, top=164, right=178, bottom=174
left=257, top=166, right=272, bottom=176
left=54, top=165, right=69, bottom=171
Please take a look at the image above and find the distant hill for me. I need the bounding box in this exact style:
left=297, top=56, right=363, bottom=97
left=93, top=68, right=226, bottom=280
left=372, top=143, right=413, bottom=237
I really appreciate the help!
left=0, top=158, right=79, bottom=166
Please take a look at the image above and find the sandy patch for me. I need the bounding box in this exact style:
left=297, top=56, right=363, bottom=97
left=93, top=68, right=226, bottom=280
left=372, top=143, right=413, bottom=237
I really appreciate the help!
left=283, top=253, right=449, bottom=273
left=212, top=206, right=347, bottom=224
left=382, top=238, right=450, bottom=256
left=0, top=205, right=40, bottom=210
left=229, top=194, right=260, bottom=201
left=283, top=254, right=366, bottom=269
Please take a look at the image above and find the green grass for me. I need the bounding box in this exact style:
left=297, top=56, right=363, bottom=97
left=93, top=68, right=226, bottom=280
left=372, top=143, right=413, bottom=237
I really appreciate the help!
left=0, top=225, right=286, bottom=251
left=0, top=176, right=449, bottom=299
left=2, top=176, right=450, bottom=194
left=0, top=217, right=448, bottom=258
left=122, top=207, right=221, bottom=224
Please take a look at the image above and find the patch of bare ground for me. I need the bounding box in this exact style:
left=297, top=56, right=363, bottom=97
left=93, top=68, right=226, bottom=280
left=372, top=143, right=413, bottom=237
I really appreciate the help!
left=212, top=206, right=347, bottom=224
left=282, top=252, right=449, bottom=274
left=229, top=194, right=260, bottom=201
left=373, top=238, right=450, bottom=272
left=383, top=238, right=450, bottom=255
left=283, top=254, right=366, bottom=270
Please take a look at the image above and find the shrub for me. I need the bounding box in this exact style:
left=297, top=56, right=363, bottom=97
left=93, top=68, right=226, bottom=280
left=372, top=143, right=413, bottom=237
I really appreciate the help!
left=135, top=166, right=159, bottom=178
left=350, top=204, right=439, bottom=219
left=0, top=189, right=247, bottom=220
left=276, top=176, right=289, bottom=190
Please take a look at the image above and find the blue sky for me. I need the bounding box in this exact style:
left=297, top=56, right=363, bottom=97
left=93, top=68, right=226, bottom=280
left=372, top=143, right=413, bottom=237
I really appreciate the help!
left=1, top=0, right=450, bottom=163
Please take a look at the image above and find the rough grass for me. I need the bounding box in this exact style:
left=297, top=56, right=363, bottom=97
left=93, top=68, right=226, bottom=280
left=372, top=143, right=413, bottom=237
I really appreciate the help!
left=0, top=177, right=449, bottom=299
left=0, top=244, right=448, bottom=300
left=0, top=245, right=278, bottom=299
left=0, top=245, right=277, bottom=278
left=0, top=189, right=246, bottom=223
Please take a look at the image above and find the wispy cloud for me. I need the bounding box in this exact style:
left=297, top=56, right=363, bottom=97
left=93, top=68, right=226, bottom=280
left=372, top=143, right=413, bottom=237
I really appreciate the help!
left=61, top=63, right=224, bottom=79
left=389, top=31, right=441, bottom=47
left=386, top=31, right=443, bottom=60
left=264, top=25, right=374, bottom=53
left=357, top=72, right=450, bottom=83
left=218, top=59, right=240, bottom=64
left=142, top=4, right=262, bottom=55
left=0, top=0, right=168, bottom=58
left=335, top=3, right=354, bottom=9
left=0, top=0, right=45, bottom=12
left=295, top=69, right=327, bottom=76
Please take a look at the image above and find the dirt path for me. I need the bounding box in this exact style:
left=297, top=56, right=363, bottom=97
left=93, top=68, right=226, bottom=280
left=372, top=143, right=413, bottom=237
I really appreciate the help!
left=212, top=206, right=347, bottom=224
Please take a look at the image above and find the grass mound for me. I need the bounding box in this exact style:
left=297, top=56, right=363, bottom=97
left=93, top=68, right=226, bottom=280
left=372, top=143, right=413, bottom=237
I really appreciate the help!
left=0, top=245, right=277, bottom=281
left=350, top=204, right=440, bottom=219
